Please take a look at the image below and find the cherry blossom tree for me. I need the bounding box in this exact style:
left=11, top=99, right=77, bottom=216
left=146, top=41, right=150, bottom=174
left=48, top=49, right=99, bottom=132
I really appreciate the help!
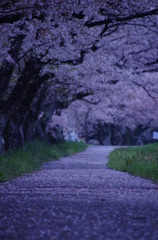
left=0, top=0, right=158, bottom=153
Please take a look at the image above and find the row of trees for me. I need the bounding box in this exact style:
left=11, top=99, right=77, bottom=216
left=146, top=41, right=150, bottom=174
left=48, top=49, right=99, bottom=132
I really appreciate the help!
left=0, top=0, right=158, bottom=153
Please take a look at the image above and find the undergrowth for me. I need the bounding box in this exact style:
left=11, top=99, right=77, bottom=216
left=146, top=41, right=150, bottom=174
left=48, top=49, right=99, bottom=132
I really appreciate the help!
left=108, top=143, right=158, bottom=182
left=0, top=140, right=88, bottom=182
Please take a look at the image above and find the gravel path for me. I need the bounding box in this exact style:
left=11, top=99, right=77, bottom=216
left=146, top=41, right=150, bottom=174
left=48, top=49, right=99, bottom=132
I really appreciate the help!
left=0, top=146, right=158, bottom=240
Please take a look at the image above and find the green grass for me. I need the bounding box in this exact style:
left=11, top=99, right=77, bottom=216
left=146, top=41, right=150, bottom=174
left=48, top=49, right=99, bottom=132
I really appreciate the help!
left=108, top=143, right=158, bottom=182
left=0, top=139, right=88, bottom=182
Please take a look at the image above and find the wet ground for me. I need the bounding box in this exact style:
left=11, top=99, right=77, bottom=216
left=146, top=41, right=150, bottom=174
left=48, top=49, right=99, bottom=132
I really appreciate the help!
left=0, top=146, right=158, bottom=240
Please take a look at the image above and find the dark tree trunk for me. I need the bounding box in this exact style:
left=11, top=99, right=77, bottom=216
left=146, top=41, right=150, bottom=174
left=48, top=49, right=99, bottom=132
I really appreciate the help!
left=0, top=57, right=51, bottom=152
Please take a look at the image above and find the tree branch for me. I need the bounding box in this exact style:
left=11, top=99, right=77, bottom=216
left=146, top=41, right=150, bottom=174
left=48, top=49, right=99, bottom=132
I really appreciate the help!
left=85, top=7, right=158, bottom=35
left=132, top=80, right=155, bottom=100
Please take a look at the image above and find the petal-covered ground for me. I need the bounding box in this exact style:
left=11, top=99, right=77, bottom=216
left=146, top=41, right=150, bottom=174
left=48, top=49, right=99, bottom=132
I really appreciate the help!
left=0, top=146, right=158, bottom=239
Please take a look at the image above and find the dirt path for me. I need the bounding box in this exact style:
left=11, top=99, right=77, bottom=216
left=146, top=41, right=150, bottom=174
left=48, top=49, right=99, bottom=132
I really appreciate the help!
left=0, top=146, right=158, bottom=240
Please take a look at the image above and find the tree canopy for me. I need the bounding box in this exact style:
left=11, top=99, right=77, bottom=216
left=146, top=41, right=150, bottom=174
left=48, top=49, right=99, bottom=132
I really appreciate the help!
left=0, top=0, right=158, bottom=153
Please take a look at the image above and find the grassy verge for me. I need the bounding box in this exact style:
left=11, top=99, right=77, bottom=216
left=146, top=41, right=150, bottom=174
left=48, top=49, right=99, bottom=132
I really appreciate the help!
left=0, top=140, right=88, bottom=182
left=108, top=143, right=158, bottom=182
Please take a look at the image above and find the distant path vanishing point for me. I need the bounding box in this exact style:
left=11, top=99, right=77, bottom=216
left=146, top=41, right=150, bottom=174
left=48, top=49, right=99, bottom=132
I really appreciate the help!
left=0, top=146, right=158, bottom=240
